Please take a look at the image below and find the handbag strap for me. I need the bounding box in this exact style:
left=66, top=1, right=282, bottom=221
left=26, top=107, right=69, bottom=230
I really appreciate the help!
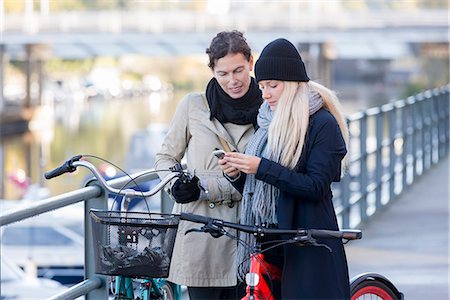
left=202, top=94, right=232, bottom=153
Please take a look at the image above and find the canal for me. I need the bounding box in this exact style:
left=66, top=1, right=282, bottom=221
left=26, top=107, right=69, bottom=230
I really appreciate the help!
left=1, top=92, right=181, bottom=200
left=2, top=83, right=376, bottom=201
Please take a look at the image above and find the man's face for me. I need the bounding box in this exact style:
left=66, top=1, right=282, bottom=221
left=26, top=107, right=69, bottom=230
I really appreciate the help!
left=212, top=53, right=253, bottom=99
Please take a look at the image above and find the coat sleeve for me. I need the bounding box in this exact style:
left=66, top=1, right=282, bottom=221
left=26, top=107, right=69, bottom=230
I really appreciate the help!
left=255, top=113, right=346, bottom=202
left=155, top=94, right=191, bottom=181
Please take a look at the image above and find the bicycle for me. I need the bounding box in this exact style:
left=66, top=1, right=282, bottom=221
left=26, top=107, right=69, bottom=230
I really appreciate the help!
left=45, top=155, right=404, bottom=300
left=45, top=155, right=184, bottom=300
left=168, top=213, right=403, bottom=300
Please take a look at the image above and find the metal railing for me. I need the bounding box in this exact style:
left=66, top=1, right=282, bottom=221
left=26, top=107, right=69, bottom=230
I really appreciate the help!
left=0, top=85, right=448, bottom=299
left=334, top=85, right=449, bottom=228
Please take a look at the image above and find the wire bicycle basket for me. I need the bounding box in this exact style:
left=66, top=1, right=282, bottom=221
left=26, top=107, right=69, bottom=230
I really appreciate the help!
left=90, top=210, right=179, bottom=278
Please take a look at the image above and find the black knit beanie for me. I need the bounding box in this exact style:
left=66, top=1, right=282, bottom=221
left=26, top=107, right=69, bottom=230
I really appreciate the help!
left=255, top=38, right=309, bottom=83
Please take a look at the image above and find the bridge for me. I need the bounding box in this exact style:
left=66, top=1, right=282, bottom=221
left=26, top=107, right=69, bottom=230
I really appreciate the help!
left=2, top=8, right=448, bottom=58
left=1, top=6, right=448, bottom=135
left=0, top=85, right=448, bottom=299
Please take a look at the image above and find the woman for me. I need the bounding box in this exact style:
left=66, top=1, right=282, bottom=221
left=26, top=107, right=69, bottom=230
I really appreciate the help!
left=155, top=30, right=262, bottom=299
left=220, top=38, right=351, bottom=299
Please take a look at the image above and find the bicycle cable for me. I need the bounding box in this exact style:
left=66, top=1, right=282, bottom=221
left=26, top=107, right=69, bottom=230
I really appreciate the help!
left=82, top=154, right=177, bottom=215
left=82, top=154, right=149, bottom=211
left=210, top=225, right=276, bottom=300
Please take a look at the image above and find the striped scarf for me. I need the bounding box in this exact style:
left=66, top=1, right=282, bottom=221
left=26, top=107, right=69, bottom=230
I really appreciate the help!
left=237, top=91, right=324, bottom=280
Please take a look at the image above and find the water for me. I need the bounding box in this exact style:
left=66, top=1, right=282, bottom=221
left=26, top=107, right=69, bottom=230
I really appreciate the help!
left=1, top=93, right=179, bottom=200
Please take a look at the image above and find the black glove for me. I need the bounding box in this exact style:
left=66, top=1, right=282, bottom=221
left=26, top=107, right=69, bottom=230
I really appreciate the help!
left=171, top=175, right=201, bottom=204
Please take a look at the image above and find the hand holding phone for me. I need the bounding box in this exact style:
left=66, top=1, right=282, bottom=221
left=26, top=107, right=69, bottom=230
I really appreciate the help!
left=213, top=149, right=226, bottom=159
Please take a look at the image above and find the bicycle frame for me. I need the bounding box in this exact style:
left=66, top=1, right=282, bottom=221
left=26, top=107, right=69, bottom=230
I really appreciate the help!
left=243, top=253, right=282, bottom=300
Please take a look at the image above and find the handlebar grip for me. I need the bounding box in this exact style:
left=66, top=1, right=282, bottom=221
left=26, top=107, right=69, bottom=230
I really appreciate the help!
left=342, top=230, right=362, bottom=240
left=180, top=212, right=211, bottom=225
left=44, top=155, right=82, bottom=179
left=309, top=229, right=362, bottom=240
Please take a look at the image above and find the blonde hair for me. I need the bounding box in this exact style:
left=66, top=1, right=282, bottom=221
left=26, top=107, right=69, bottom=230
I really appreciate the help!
left=268, top=80, right=349, bottom=170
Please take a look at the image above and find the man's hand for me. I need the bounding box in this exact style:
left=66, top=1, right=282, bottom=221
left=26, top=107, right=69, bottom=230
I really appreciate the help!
left=171, top=175, right=201, bottom=204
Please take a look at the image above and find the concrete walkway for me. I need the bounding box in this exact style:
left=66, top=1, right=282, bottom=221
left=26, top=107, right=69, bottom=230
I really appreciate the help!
left=346, top=157, right=449, bottom=299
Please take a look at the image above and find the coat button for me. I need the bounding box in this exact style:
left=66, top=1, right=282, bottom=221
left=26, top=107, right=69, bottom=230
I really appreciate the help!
left=209, top=202, right=215, bottom=209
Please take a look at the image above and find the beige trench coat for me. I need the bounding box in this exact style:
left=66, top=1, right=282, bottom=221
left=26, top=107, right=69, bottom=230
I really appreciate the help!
left=155, top=92, right=255, bottom=287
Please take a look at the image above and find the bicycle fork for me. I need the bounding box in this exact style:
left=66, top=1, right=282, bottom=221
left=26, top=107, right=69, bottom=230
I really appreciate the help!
left=115, top=276, right=134, bottom=299
left=242, top=254, right=282, bottom=300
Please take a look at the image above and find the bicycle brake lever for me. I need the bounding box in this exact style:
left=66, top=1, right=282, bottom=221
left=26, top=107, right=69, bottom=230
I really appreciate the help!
left=184, top=228, right=205, bottom=235
left=185, top=225, right=224, bottom=238
left=309, top=240, right=332, bottom=252
left=293, top=235, right=333, bottom=252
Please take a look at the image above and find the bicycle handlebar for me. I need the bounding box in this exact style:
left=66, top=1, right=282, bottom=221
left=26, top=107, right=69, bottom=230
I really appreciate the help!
left=46, top=156, right=362, bottom=241
left=180, top=213, right=362, bottom=240
left=44, top=155, right=82, bottom=179
left=45, top=155, right=188, bottom=197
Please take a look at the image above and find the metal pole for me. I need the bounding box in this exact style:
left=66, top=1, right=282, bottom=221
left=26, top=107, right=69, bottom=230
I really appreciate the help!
left=0, top=186, right=101, bottom=226
left=25, top=44, right=32, bottom=108
left=340, top=174, right=350, bottom=228
left=405, top=97, right=415, bottom=185
left=375, top=110, right=383, bottom=209
left=84, top=179, right=108, bottom=299
left=418, top=95, right=426, bottom=176
left=359, top=115, right=368, bottom=222
left=0, top=44, right=4, bottom=112
left=398, top=101, right=408, bottom=190
left=48, top=277, right=103, bottom=300
left=411, top=96, right=418, bottom=181
left=431, top=89, right=440, bottom=164
left=423, top=92, right=432, bottom=171
left=388, top=105, right=396, bottom=201
left=161, top=189, right=174, bottom=214
left=0, top=143, right=4, bottom=199
left=440, top=86, right=450, bottom=156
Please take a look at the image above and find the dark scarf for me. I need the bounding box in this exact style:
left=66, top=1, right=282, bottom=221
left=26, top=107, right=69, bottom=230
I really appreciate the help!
left=205, top=77, right=262, bottom=127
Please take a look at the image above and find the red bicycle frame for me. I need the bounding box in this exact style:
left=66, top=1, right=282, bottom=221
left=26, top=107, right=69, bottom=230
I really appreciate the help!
left=242, top=253, right=282, bottom=300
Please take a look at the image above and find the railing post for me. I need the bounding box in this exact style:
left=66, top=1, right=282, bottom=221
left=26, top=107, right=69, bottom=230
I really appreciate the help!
left=375, top=110, right=383, bottom=209
left=431, top=88, right=440, bottom=164
left=161, top=189, right=174, bottom=214
left=84, top=179, right=108, bottom=299
left=440, top=86, right=450, bottom=156
left=418, top=93, right=426, bottom=175
left=423, top=91, right=433, bottom=171
left=397, top=100, right=408, bottom=191
left=359, top=114, right=368, bottom=222
left=388, top=104, right=396, bottom=201
left=411, top=96, right=419, bottom=181
left=340, top=174, right=350, bottom=228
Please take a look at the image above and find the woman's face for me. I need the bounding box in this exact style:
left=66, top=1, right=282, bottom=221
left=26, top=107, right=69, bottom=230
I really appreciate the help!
left=259, top=80, right=285, bottom=111
left=213, top=53, right=253, bottom=99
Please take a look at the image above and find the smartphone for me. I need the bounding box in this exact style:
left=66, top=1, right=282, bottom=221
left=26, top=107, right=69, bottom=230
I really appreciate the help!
left=213, top=149, right=226, bottom=159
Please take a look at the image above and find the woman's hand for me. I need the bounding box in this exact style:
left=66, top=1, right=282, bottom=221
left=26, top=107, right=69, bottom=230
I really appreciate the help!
left=222, top=152, right=261, bottom=175
left=218, top=155, right=240, bottom=178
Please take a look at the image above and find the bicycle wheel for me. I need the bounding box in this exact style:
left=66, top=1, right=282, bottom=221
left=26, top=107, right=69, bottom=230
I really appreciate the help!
left=351, top=279, right=398, bottom=300
left=160, top=282, right=175, bottom=300
left=144, top=281, right=176, bottom=300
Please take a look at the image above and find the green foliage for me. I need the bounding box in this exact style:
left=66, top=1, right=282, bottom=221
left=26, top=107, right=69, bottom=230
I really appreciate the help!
left=45, top=59, right=94, bottom=77
left=401, top=81, right=428, bottom=98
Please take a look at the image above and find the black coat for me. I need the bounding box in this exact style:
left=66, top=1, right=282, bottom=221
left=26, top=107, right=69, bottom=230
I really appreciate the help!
left=254, top=108, right=350, bottom=299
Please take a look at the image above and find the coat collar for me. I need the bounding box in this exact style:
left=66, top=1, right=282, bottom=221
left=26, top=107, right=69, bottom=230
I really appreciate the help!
left=199, top=107, right=238, bottom=151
